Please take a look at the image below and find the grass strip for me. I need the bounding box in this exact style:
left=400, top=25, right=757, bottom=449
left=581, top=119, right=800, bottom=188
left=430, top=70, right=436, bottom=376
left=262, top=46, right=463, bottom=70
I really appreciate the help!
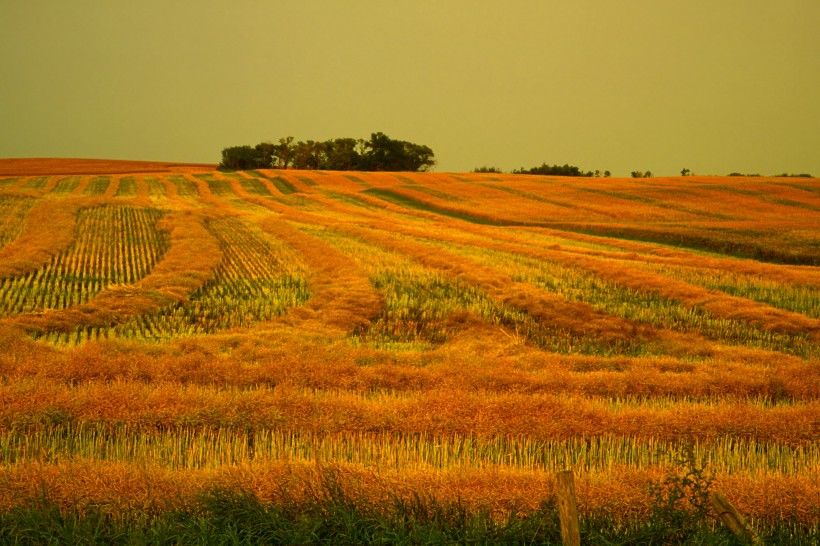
left=362, top=188, right=509, bottom=226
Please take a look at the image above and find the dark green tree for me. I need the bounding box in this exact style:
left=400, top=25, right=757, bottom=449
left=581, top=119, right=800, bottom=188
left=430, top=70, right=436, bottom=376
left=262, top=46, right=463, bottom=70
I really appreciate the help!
left=401, top=141, right=436, bottom=172
left=275, top=137, right=295, bottom=168
left=323, top=138, right=362, bottom=170
left=359, top=132, right=435, bottom=172
left=254, top=142, right=276, bottom=168
left=362, top=132, right=404, bottom=171
left=222, top=133, right=434, bottom=172
left=220, top=146, right=265, bottom=170
left=513, top=163, right=594, bottom=177
left=292, top=140, right=325, bottom=169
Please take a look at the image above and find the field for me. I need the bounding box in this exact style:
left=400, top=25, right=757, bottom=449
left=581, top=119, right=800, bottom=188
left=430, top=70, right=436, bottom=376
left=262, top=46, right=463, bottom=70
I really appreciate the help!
left=0, top=159, right=818, bottom=543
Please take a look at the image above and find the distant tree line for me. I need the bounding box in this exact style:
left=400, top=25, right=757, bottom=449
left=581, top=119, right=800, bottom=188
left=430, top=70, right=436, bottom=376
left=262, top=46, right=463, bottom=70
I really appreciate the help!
left=478, top=165, right=814, bottom=179
left=681, top=169, right=814, bottom=178
left=728, top=172, right=813, bottom=178
left=220, top=133, right=435, bottom=172
left=512, top=163, right=610, bottom=177
left=473, top=163, right=610, bottom=177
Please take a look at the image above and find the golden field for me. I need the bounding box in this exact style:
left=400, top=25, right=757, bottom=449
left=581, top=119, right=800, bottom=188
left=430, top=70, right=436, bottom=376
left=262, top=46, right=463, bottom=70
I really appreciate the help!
left=0, top=159, right=817, bottom=527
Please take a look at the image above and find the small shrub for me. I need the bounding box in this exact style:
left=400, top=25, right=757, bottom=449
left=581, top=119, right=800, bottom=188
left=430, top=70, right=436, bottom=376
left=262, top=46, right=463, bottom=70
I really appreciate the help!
left=644, top=441, right=718, bottom=542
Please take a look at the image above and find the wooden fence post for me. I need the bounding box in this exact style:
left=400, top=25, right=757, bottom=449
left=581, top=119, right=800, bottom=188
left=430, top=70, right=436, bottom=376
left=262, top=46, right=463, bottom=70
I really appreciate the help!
left=709, top=491, right=759, bottom=544
left=556, top=470, right=581, bottom=546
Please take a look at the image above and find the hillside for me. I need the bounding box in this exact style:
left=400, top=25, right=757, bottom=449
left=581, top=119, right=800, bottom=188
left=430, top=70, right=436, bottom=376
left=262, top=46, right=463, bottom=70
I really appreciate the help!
left=0, top=157, right=217, bottom=176
left=0, top=164, right=818, bottom=541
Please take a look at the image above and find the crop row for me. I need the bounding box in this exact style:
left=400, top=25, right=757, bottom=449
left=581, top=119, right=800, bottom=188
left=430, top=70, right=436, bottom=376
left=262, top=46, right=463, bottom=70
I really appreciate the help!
left=83, top=176, right=111, bottom=195
left=0, top=206, right=168, bottom=317
left=0, top=177, right=21, bottom=189
left=295, top=224, right=636, bottom=354
left=1, top=380, right=813, bottom=445
left=365, top=224, right=817, bottom=358
left=20, top=177, right=49, bottom=191
left=145, top=177, right=167, bottom=200
left=49, top=176, right=81, bottom=194
left=1, top=424, right=815, bottom=476
left=165, top=175, right=200, bottom=199
left=74, top=217, right=312, bottom=342
left=114, top=176, right=138, bottom=198
left=275, top=192, right=818, bottom=355
left=0, top=195, right=36, bottom=249
left=630, top=260, right=820, bottom=318
left=456, top=242, right=816, bottom=357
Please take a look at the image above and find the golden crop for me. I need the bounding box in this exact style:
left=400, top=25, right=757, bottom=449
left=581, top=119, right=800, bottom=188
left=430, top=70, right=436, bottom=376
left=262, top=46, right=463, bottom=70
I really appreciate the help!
left=0, top=165, right=817, bottom=526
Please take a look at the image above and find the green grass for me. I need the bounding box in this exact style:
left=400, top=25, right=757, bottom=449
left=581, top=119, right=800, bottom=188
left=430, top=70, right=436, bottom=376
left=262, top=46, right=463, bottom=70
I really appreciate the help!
left=362, top=188, right=508, bottom=226
left=271, top=176, right=299, bottom=194
left=145, top=177, right=167, bottom=199
left=1, top=477, right=815, bottom=545
left=115, top=177, right=138, bottom=198
left=51, top=176, right=81, bottom=195
left=195, top=174, right=236, bottom=199
left=83, top=176, right=111, bottom=195
left=322, top=190, right=383, bottom=211
left=342, top=174, right=370, bottom=188
left=773, top=182, right=820, bottom=197
left=400, top=183, right=465, bottom=203
left=549, top=223, right=820, bottom=266
left=237, top=177, right=275, bottom=197
left=0, top=195, right=36, bottom=248
left=245, top=170, right=300, bottom=193
left=704, top=185, right=820, bottom=212
left=475, top=181, right=578, bottom=209
left=21, top=176, right=49, bottom=190
left=571, top=186, right=733, bottom=220
left=165, top=175, right=200, bottom=199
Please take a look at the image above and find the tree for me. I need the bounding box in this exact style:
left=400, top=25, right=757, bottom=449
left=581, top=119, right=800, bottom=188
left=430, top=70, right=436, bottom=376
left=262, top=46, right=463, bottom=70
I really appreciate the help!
left=513, top=163, right=594, bottom=177
left=400, top=141, right=436, bottom=172
left=221, top=133, right=435, bottom=172
left=220, top=146, right=265, bottom=170
left=275, top=137, right=295, bottom=169
left=254, top=142, right=276, bottom=168
left=292, top=140, right=324, bottom=170
left=362, top=132, right=403, bottom=171
left=323, top=138, right=362, bottom=170
left=681, top=168, right=691, bottom=176
left=361, top=132, right=435, bottom=172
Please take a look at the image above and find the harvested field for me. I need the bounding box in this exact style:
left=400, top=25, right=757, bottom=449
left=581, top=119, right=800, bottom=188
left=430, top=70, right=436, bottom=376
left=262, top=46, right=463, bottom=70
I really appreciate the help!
left=0, top=159, right=817, bottom=541
left=0, top=158, right=217, bottom=176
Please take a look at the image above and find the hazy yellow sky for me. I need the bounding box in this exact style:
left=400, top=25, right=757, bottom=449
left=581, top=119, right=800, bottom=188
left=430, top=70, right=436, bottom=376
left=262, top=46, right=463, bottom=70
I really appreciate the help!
left=2, top=1, right=819, bottom=176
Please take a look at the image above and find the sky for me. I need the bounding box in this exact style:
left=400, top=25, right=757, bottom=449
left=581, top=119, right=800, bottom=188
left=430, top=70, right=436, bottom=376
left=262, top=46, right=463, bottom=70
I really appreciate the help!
left=2, top=1, right=819, bottom=176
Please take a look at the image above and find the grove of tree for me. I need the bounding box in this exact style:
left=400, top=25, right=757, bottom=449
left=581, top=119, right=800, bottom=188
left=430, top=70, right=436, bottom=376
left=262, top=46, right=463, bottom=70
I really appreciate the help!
left=220, top=133, right=435, bottom=172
